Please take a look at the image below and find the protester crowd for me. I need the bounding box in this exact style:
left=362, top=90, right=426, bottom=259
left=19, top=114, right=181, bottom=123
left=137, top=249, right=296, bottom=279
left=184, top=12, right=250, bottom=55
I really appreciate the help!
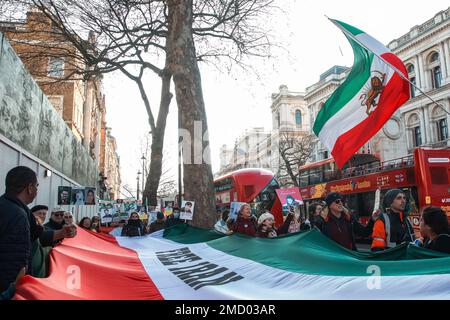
left=1, top=165, right=449, bottom=300
left=214, top=189, right=450, bottom=256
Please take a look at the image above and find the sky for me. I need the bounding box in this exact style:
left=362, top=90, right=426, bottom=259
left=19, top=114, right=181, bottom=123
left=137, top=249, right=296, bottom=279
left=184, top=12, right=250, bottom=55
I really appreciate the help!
left=103, top=0, right=450, bottom=197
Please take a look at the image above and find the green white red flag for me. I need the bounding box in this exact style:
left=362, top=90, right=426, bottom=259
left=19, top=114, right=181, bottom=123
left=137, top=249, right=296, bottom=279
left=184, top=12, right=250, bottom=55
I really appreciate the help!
left=13, top=225, right=450, bottom=300
left=313, top=19, right=410, bottom=168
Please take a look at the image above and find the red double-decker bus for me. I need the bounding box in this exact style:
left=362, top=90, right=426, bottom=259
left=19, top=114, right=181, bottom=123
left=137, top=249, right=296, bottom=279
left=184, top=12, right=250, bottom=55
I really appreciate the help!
left=214, top=168, right=283, bottom=227
left=297, top=148, right=450, bottom=233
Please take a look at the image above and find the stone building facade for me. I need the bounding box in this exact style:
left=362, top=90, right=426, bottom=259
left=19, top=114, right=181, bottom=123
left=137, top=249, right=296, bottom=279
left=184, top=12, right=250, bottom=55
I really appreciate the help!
left=216, top=127, right=272, bottom=177
left=387, top=6, right=450, bottom=154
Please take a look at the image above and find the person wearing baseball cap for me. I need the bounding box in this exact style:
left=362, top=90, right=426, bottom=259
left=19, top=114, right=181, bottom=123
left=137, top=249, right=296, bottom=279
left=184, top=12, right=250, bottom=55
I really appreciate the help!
left=371, top=189, right=415, bottom=251
left=322, top=192, right=379, bottom=251
left=44, top=207, right=66, bottom=231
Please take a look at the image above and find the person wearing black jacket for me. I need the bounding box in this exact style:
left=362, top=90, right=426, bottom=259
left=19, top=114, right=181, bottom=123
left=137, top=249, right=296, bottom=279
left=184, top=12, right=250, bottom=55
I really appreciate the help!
left=322, top=192, right=379, bottom=251
left=0, top=167, right=77, bottom=297
left=44, top=207, right=66, bottom=231
left=121, top=212, right=145, bottom=237
left=419, top=206, right=450, bottom=254
left=148, top=212, right=166, bottom=234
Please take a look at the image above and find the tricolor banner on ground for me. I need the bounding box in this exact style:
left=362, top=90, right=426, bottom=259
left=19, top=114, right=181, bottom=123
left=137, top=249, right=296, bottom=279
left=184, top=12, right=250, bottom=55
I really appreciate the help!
left=313, top=19, right=410, bottom=168
left=14, top=225, right=450, bottom=300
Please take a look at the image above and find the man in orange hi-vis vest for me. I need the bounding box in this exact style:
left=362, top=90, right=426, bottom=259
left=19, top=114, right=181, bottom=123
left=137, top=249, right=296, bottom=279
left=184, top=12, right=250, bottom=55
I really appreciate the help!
left=371, top=189, right=416, bottom=251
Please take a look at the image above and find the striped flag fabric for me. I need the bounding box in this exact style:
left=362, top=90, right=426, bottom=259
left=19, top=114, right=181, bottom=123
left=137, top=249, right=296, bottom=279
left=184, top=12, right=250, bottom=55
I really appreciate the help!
left=14, top=225, right=450, bottom=300
left=313, top=19, right=410, bottom=168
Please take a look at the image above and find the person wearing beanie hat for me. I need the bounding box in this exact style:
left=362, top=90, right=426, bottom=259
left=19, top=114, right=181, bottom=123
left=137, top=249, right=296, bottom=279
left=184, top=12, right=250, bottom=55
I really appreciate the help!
left=371, top=189, right=415, bottom=251
left=256, top=212, right=277, bottom=238
left=382, top=189, right=403, bottom=210
left=321, top=192, right=380, bottom=251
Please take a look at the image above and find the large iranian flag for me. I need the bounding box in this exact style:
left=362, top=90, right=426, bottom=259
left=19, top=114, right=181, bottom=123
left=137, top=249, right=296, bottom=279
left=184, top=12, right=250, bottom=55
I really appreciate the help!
left=313, top=20, right=410, bottom=168
left=13, top=225, right=450, bottom=300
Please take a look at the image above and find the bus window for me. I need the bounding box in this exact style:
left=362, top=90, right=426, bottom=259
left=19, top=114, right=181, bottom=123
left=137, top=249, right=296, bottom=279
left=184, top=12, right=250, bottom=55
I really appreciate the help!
left=309, top=168, right=321, bottom=185
left=361, top=191, right=376, bottom=217
left=214, top=178, right=233, bottom=193
left=345, top=194, right=359, bottom=216
left=429, top=167, right=448, bottom=185
left=299, top=171, right=309, bottom=187
left=323, top=163, right=337, bottom=182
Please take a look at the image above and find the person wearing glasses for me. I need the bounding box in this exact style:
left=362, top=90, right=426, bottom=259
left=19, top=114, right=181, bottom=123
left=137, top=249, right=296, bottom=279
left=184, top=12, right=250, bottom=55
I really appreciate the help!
left=63, top=212, right=74, bottom=225
left=371, top=189, right=416, bottom=251
left=44, top=207, right=66, bottom=231
left=322, top=192, right=379, bottom=251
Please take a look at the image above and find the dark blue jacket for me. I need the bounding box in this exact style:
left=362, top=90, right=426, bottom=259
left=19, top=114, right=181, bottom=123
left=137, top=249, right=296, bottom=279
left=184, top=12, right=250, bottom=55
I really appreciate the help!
left=0, top=194, right=31, bottom=292
left=0, top=194, right=54, bottom=292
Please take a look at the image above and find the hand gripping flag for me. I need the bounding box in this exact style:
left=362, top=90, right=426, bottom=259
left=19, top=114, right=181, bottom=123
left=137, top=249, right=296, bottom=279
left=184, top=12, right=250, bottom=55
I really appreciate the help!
left=313, top=19, right=410, bottom=168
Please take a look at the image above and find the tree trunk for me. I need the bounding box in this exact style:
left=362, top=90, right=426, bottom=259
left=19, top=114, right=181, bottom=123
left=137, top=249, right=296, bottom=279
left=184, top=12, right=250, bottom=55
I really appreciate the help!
left=143, top=130, right=163, bottom=206
left=167, top=0, right=216, bottom=228
left=142, top=70, right=173, bottom=206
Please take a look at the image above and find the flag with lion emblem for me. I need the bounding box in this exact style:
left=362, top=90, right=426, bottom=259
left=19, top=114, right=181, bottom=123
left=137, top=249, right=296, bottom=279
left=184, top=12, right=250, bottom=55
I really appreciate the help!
left=313, top=19, right=410, bottom=168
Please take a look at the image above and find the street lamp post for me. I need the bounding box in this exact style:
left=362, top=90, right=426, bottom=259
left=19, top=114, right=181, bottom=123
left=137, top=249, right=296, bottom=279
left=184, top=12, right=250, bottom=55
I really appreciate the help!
left=137, top=170, right=141, bottom=201
left=141, top=154, right=146, bottom=203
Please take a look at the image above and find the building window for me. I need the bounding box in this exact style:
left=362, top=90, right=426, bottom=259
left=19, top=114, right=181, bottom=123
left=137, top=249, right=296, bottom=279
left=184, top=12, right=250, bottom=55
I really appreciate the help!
left=430, top=52, right=439, bottom=63
left=406, top=63, right=416, bottom=98
left=276, top=112, right=280, bottom=128
left=410, top=76, right=416, bottom=98
left=295, top=110, right=302, bottom=125
left=432, top=66, right=442, bottom=89
left=437, top=119, right=448, bottom=141
left=428, top=52, right=441, bottom=90
left=413, top=126, right=422, bottom=147
left=48, top=57, right=64, bottom=78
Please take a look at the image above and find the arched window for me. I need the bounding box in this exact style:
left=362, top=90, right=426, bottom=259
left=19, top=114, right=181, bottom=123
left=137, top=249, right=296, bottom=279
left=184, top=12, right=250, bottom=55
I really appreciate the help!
left=407, top=113, right=422, bottom=148
left=295, top=110, right=302, bottom=125
left=430, top=52, right=439, bottom=63
left=428, top=52, right=442, bottom=89
left=406, top=64, right=417, bottom=98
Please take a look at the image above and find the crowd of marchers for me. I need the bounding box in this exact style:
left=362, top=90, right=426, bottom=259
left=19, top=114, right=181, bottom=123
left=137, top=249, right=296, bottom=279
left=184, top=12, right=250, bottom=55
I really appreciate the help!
left=1, top=166, right=449, bottom=300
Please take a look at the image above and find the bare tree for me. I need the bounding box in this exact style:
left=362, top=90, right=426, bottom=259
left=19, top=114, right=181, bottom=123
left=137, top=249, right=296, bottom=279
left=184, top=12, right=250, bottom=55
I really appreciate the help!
left=278, top=132, right=315, bottom=187
left=1, top=0, right=278, bottom=228
left=0, top=0, right=174, bottom=207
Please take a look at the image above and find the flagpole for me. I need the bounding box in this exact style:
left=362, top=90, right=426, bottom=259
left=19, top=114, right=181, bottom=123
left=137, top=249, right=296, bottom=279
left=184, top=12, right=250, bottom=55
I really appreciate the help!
left=328, top=17, right=450, bottom=116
